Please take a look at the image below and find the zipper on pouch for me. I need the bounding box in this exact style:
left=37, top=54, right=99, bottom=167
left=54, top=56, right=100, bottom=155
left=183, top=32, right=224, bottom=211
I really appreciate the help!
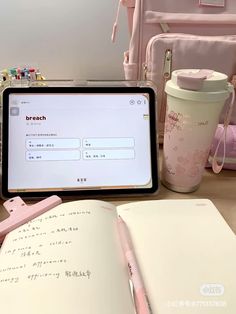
left=142, top=63, right=148, bottom=80
left=143, top=45, right=172, bottom=126
left=160, top=49, right=172, bottom=123
left=163, top=49, right=172, bottom=80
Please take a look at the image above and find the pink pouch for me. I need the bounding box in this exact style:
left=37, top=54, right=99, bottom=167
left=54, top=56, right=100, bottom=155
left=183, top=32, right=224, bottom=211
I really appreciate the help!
left=208, top=124, right=236, bottom=170
left=139, top=33, right=236, bottom=141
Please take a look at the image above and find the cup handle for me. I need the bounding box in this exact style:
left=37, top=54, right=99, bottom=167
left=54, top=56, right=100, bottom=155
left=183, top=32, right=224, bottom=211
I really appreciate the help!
left=211, top=127, right=227, bottom=174
left=212, top=84, right=235, bottom=173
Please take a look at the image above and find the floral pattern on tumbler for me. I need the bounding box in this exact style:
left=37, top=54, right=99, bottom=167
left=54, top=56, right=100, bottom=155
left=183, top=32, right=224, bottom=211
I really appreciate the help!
left=165, top=108, right=183, bottom=134
left=164, top=148, right=209, bottom=180
left=163, top=101, right=221, bottom=189
left=178, top=149, right=209, bottom=177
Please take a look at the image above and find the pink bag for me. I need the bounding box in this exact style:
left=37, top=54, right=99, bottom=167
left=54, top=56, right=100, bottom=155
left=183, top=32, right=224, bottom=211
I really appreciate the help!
left=208, top=124, right=236, bottom=170
left=112, top=0, right=236, bottom=142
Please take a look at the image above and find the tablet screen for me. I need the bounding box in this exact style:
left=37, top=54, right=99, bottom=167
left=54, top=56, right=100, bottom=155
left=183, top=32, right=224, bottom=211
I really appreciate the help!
left=2, top=86, right=158, bottom=197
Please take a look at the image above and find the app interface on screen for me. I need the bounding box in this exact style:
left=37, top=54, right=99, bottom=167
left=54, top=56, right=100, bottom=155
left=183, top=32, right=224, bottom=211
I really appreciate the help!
left=8, top=93, right=153, bottom=192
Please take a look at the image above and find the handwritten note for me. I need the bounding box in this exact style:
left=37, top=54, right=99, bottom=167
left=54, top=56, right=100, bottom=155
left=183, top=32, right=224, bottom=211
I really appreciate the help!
left=0, top=200, right=135, bottom=314
left=0, top=205, right=94, bottom=285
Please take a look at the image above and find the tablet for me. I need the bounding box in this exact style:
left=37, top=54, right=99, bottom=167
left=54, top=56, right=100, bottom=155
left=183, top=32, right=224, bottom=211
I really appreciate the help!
left=1, top=85, right=158, bottom=198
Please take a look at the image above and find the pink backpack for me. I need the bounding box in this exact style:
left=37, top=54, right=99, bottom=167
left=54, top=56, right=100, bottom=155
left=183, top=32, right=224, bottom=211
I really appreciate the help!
left=112, top=0, right=236, bottom=142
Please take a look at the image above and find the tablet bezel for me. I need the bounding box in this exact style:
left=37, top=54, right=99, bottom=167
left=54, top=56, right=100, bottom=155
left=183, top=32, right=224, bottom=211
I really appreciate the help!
left=2, top=85, right=159, bottom=199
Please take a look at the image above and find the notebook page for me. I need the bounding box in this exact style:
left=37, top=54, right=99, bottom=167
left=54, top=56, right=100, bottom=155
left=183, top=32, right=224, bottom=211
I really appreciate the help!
left=118, top=199, right=236, bottom=314
left=0, top=200, right=135, bottom=314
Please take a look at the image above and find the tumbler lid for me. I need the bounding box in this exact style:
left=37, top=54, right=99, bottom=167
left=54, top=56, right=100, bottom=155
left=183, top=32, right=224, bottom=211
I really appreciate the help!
left=165, top=69, right=232, bottom=102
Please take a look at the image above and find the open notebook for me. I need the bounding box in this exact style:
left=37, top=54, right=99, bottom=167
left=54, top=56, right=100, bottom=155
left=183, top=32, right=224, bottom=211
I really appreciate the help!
left=0, top=199, right=235, bottom=314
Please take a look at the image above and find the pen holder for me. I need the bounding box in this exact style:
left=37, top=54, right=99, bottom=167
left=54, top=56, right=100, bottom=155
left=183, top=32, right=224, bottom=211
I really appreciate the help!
left=0, top=79, right=30, bottom=165
left=0, top=66, right=47, bottom=164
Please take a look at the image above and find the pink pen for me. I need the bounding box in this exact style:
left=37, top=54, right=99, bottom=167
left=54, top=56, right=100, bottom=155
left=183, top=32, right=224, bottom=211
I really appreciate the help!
left=117, top=216, right=152, bottom=314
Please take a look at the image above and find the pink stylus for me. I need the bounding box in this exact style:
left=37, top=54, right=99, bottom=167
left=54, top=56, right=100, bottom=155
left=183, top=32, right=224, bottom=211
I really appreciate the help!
left=117, top=216, right=153, bottom=314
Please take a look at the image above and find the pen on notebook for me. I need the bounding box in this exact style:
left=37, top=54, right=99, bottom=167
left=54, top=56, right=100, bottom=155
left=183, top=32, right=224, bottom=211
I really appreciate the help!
left=118, top=216, right=152, bottom=314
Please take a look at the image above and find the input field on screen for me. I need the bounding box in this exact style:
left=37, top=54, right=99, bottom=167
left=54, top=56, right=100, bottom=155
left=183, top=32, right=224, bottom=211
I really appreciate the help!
left=83, top=149, right=135, bottom=160
left=26, top=150, right=80, bottom=161
left=26, top=139, right=80, bottom=150
left=83, top=138, right=134, bottom=148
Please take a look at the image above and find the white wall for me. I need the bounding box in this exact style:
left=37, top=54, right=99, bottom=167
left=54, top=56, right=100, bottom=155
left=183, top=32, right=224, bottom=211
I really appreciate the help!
left=0, top=0, right=129, bottom=80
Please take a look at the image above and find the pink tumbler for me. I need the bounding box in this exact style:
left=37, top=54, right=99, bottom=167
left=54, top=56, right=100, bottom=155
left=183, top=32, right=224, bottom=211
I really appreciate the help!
left=162, top=69, right=233, bottom=193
